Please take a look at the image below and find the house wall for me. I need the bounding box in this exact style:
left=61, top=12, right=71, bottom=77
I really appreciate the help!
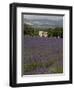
left=39, top=31, right=48, bottom=37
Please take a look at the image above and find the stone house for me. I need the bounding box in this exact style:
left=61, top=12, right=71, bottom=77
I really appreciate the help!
left=39, top=31, right=48, bottom=37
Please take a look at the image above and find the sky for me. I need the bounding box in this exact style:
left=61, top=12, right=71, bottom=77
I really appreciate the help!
left=23, top=14, right=63, bottom=28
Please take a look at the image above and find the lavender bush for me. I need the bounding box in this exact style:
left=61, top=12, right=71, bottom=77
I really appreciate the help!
left=23, top=37, right=63, bottom=75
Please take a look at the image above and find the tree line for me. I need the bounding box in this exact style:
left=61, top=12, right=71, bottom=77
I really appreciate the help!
left=23, top=23, right=63, bottom=38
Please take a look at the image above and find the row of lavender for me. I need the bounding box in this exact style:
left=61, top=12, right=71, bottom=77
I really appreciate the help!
left=23, top=37, right=63, bottom=75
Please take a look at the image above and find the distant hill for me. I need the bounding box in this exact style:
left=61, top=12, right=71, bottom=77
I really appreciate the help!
left=24, top=19, right=63, bottom=29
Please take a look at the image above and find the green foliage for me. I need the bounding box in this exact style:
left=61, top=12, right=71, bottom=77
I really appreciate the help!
left=47, top=27, right=63, bottom=38
left=47, top=28, right=53, bottom=37
left=23, top=23, right=63, bottom=38
left=24, top=24, right=34, bottom=36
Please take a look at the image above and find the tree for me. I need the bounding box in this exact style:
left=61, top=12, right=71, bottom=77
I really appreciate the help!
left=24, top=24, right=34, bottom=36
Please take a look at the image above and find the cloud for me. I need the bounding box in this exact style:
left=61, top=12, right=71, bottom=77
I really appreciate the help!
left=23, top=14, right=63, bottom=21
left=23, top=14, right=63, bottom=27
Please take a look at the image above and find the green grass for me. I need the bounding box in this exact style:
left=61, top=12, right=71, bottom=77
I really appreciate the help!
left=24, top=60, right=56, bottom=73
left=49, top=66, right=63, bottom=73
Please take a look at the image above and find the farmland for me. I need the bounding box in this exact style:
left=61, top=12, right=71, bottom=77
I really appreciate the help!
left=23, top=36, right=63, bottom=75
left=22, top=14, right=63, bottom=75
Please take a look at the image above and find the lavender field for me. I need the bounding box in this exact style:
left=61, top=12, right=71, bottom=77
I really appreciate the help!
left=23, top=37, right=63, bottom=75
